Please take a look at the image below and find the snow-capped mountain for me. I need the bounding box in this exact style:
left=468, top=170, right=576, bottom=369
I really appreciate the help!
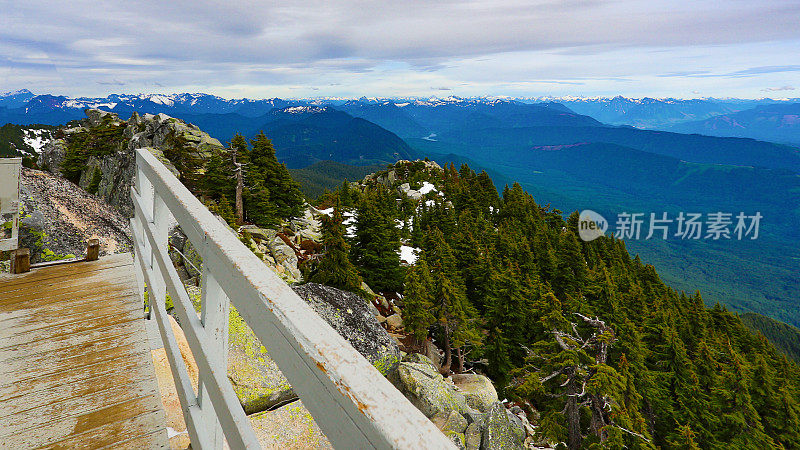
left=3, top=90, right=799, bottom=137
left=0, top=89, right=36, bottom=109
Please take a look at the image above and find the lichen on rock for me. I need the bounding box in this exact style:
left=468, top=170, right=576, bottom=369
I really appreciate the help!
left=481, top=402, right=525, bottom=449
left=292, top=283, right=401, bottom=377
left=395, top=361, right=474, bottom=419
left=451, top=373, right=499, bottom=413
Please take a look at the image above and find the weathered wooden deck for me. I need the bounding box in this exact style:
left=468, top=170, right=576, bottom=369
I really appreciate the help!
left=0, top=253, right=168, bottom=449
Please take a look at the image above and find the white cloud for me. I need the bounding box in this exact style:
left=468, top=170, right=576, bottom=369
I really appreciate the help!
left=762, top=85, right=796, bottom=91
left=0, top=0, right=799, bottom=98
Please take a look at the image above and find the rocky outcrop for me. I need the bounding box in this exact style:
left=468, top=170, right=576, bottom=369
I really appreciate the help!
left=362, top=159, right=442, bottom=188
left=249, top=400, right=332, bottom=449
left=292, top=283, right=401, bottom=377
left=17, top=168, right=131, bottom=263
left=224, top=283, right=403, bottom=415
left=36, top=138, right=67, bottom=173
left=465, top=422, right=481, bottom=450
left=432, top=409, right=469, bottom=434
left=227, top=307, right=297, bottom=415
left=386, top=313, right=403, bottom=330
left=239, top=206, right=326, bottom=285
left=38, top=109, right=224, bottom=217
left=287, top=207, right=324, bottom=242
left=451, top=373, right=498, bottom=413
left=481, top=402, right=525, bottom=449
left=395, top=361, right=474, bottom=419
left=394, top=353, right=538, bottom=449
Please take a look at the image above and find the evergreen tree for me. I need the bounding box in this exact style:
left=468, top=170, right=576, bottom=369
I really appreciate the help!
left=201, top=146, right=235, bottom=200
left=423, top=227, right=480, bottom=374
left=229, top=133, right=249, bottom=225
left=245, top=182, right=278, bottom=227
left=350, top=193, right=404, bottom=293
left=339, top=180, right=353, bottom=207
left=249, top=132, right=304, bottom=219
left=211, top=194, right=237, bottom=228
left=310, top=207, right=363, bottom=293
left=321, top=160, right=800, bottom=448
left=402, top=257, right=436, bottom=349
left=163, top=130, right=203, bottom=192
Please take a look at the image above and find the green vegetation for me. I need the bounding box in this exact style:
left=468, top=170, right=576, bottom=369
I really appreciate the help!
left=202, top=132, right=304, bottom=227
left=289, top=160, right=384, bottom=199
left=349, top=186, right=405, bottom=294
left=0, top=124, right=56, bottom=167
left=86, top=167, right=102, bottom=194
left=61, top=116, right=126, bottom=182
left=163, top=130, right=203, bottom=192
left=308, top=207, right=363, bottom=294
left=317, top=161, right=800, bottom=449
left=740, top=312, right=800, bottom=363
left=410, top=136, right=800, bottom=328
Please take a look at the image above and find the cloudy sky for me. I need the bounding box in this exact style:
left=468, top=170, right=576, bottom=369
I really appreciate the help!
left=2, top=0, right=799, bottom=99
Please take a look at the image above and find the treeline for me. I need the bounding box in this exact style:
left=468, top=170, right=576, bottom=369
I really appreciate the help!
left=193, top=132, right=305, bottom=227
left=289, top=160, right=384, bottom=199
left=740, top=312, right=800, bottom=363
left=307, top=161, right=800, bottom=449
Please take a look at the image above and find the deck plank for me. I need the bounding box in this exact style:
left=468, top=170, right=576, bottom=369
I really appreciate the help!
left=97, top=428, right=170, bottom=450
left=0, top=254, right=133, bottom=293
left=0, top=316, right=146, bottom=363
left=0, top=254, right=168, bottom=449
left=0, top=291, right=141, bottom=338
left=0, top=272, right=136, bottom=306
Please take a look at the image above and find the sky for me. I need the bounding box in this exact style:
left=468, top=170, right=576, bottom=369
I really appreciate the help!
left=1, top=0, right=799, bottom=99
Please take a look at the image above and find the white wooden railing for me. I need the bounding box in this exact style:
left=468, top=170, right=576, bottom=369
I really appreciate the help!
left=130, top=148, right=455, bottom=449
left=0, top=158, right=21, bottom=252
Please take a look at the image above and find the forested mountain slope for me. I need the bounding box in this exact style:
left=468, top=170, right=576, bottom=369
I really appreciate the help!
left=308, top=161, right=800, bottom=449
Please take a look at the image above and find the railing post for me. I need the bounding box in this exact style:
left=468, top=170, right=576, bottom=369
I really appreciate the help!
left=132, top=161, right=151, bottom=313
left=199, top=262, right=230, bottom=450
left=0, top=157, right=21, bottom=252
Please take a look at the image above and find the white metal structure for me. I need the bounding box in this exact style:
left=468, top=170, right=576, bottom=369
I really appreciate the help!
left=130, top=148, right=455, bottom=449
left=0, top=157, right=21, bottom=252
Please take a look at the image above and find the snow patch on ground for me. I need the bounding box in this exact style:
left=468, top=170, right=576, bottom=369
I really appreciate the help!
left=23, top=129, right=51, bottom=154
left=343, top=211, right=357, bottom=237
left=418, top=181, right=437, bottom=195
left=318, top=207, right=334, bottom=217
left=399, top=245, right=419, bottom=265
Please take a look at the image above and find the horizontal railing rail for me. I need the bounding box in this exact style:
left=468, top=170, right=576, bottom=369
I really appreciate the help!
left=130, top=147, right=454, bottom=449
left=0, top=157, right=21, bottom=252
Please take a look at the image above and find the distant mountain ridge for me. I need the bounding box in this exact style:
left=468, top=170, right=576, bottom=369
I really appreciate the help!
left=670, top=102, right=800, bottom=145
left=537, top=95, right=796, bottom=128
left=4, top=90, right=800, bottom=139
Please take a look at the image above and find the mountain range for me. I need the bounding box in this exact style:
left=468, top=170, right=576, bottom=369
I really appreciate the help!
left=669, top=102, right=800, bottom=145
left=2, top=90, right=799, bottom=327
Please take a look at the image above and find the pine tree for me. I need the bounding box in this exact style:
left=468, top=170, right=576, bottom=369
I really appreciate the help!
left=229, top=133, right=249, bottom=225
left=212, top=194, right=237, bottom=228
left=402, top=257, right=436, bottom=349
left=201, top=147, right=235, bottom=201
left=350, top=193, right=404, bottom=293
left=339, top=180, right=353, bottom=207
left=245, top=182, right=278, bottom=227
left=310, top=207, right=363, bottom=293
left=249, top=132, right=304, bottom=218
left=423, top=227, right=480, bottom=374
left=163, top=130, right=202, bottom=192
